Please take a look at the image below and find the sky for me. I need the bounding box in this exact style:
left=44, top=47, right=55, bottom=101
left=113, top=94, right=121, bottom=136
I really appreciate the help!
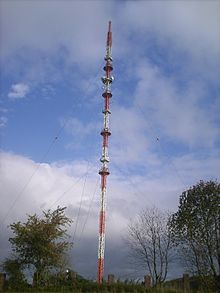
left=0, top=0, right=220, bottom=282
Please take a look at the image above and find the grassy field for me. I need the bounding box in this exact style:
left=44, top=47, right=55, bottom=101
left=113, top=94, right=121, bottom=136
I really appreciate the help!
left=3, top=288, right=218, bottom=293
left=4, top=286, right=217, bottom=293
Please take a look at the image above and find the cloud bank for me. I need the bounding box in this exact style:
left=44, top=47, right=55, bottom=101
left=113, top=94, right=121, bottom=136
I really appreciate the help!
left=1, top=149, right=219, bottom=278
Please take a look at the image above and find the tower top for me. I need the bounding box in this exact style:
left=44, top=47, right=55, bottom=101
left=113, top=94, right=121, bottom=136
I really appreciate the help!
left=108, top=21, right=111, bottom=32
left=107, top=21, right=112, bottom=47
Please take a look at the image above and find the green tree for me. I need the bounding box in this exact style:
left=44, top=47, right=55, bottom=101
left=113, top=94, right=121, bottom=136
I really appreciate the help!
left=170, top=180, right=220, bottom=292
left=5, top=206, right=72, bottom=288
left=1, top=258, right=28, bottom=290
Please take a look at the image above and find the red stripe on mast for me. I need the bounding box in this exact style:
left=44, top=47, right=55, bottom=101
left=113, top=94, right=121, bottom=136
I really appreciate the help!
left=97, top=21, right=113, bottom=284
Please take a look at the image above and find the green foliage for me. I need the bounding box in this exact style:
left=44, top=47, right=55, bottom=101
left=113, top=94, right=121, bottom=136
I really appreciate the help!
left=169, top=180, right=220, bottom=292
left=1, top=258, right=28, bottom=290
left=4, top=206, right=72, bottom=289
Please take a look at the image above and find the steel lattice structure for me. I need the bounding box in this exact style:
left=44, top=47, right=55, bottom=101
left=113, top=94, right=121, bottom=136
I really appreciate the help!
left=97, top=21, right=113, bottom=284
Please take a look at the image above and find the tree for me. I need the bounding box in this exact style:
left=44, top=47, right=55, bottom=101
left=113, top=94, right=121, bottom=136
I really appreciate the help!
left=169, top=180, right=220, bottom=292
left=1, top=258, right=28, bottom=290
left=4, top=206, right=72, bottom=288
left=126, top=207, right=173, bottom=287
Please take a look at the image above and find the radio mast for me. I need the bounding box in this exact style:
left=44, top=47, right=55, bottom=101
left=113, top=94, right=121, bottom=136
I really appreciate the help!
left=97, top=21, right=113, bottom=284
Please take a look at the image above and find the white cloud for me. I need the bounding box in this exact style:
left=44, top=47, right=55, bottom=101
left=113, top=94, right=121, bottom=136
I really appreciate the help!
left=8, top=83, right=29, bottom=99
left=0, top=1, right=113, bottom=64
left=110, top=104, right=160, bottom=166
left=0, top=116, right=7, bottom=128
left=1, top=149, right=218, bottom=225
left=0, top=150, right=219, bottom=277
left=120, top=1, right=220, bottom=57
left=60, top=117, right=100, bottom=151
left=133, top=60, right=219, bottom=148
left=0, top=152, right=95, bottom=211
left=63, top=117, right=98, bottom=138
left=1, top=1, right=219, bottom=66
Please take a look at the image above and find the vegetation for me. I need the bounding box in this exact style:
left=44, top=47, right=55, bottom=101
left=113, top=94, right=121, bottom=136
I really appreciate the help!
left=1, top=180, right=220, bottom=293
left=126, top=207, right=174, bottom=287
left=1, top=206, right=72, bottom=290
left=169, top=180, right=220, bottom=292
left=0, top=272, right=205, bottom=293
left=1, top=258, right=27, bottom=290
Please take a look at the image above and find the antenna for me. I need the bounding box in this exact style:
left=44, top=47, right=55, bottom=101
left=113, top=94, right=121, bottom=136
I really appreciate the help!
left=97, top=21, right=113, bottom=284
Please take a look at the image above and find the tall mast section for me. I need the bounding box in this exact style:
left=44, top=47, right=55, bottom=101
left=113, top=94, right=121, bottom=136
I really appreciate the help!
left=97, top=21, right=113, bottom=284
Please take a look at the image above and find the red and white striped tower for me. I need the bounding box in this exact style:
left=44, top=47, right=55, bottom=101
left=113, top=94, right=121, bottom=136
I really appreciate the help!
left=97, top=21, right=113, bottom=284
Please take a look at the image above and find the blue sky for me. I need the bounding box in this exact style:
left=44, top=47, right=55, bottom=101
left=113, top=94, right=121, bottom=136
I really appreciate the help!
left=0, top=0, right=220, bottom=281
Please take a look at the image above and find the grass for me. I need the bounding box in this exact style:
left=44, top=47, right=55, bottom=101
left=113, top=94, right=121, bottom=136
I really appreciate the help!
left=5, top=288, right=219, bottom=293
